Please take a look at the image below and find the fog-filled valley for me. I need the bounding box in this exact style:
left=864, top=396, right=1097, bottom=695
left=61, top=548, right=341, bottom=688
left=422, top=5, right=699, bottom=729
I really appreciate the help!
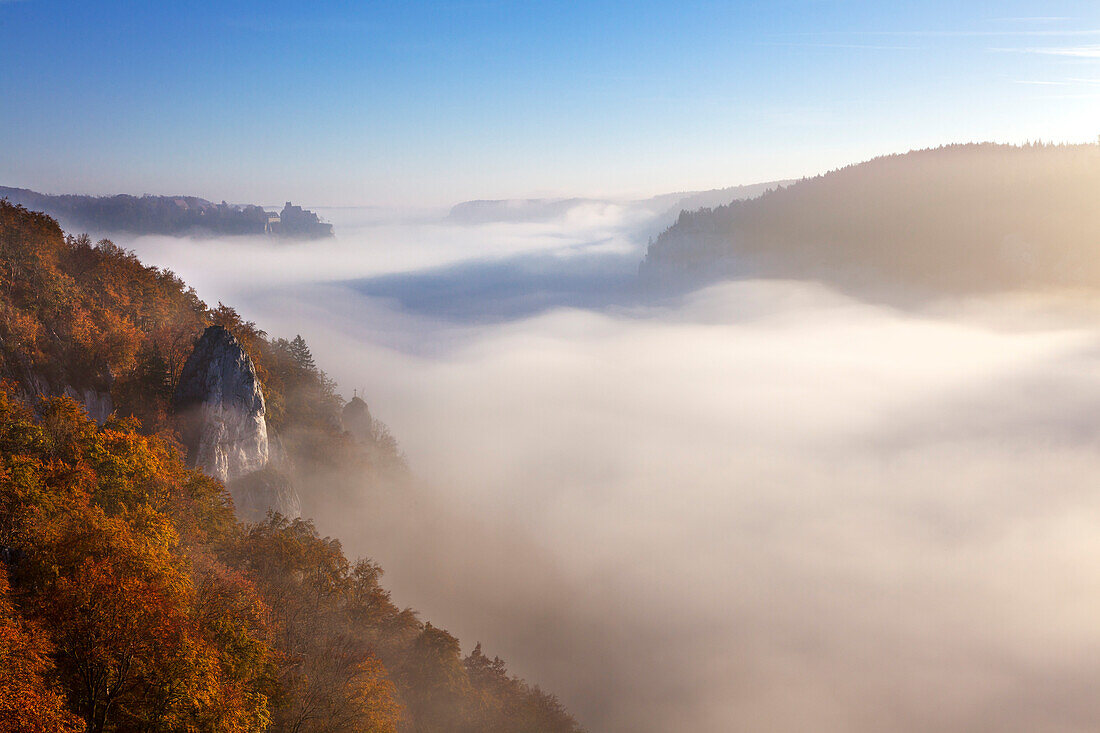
left=10, top=2, right=1100, bottom=731
left=101, top=182, right=1100, bottom=733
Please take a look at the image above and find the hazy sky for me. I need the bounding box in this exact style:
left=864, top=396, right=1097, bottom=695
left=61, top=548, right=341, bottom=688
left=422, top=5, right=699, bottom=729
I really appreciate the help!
left=3, top=0, right=1100, bottom=205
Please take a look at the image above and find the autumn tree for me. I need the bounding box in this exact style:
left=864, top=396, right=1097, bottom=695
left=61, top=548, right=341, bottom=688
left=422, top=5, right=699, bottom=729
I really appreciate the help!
left=0, top=572, right=83, bottom=733
left=24, top=501, right=215, bottom=732
left=0, top=392, right=272, bottom=733
left=398, top=623, right=475, bottom=733
left=226, top=516, right=401, bottom=733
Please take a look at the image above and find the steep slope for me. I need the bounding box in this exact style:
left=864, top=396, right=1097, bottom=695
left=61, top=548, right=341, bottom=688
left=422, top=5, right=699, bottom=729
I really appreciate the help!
left=0, top=200, right=586, bottom=733
left=642, top=143, right=1100, bottom=298
left=0, top=200, right=207, bottom=427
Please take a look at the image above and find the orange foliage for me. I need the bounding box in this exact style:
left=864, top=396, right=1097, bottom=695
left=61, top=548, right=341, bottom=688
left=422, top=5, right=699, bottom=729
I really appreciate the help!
left=0, top=200, right=208, bottom=425
left=0, top=572, right=83, bottom=733
left=0, top=390, right=272, bottom=733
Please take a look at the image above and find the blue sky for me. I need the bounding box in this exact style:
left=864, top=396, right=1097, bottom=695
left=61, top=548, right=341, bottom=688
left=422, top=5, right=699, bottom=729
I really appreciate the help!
left=3, top=0, right=1100, bottom=206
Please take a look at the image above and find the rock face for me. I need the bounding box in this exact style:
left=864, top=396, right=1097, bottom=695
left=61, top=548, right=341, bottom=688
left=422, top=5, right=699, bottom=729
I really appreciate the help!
left=173, top=326, right=269, bottom=483
left=172, top=325, right=302, bottom=521
left=64, top=386, right=113, bottom=425
left=19, top=368, right=114, bottom=426
left=227, top=468, right=302, bottom=523
left=342, top=396, right=373, bottom=442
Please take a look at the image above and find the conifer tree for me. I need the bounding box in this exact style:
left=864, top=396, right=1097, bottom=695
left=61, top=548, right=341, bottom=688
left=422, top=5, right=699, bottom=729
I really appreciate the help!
left=289, top=335, right=316, bottom=373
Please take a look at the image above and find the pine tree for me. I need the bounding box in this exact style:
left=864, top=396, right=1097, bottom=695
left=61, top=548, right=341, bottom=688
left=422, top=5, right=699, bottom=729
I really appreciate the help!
left=288, top=335, right=316, bottom=374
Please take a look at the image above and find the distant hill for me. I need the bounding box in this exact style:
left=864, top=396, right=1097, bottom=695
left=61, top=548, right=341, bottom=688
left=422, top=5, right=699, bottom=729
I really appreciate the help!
left=0, top=186, right=333, bottom=239
left=447, top=197, right=595, bottom=223
left=641, top=143, right=1100, bottom=298
left=658, top=180, right=796, bottom=218
left=447, top=181, right=791, bottom=227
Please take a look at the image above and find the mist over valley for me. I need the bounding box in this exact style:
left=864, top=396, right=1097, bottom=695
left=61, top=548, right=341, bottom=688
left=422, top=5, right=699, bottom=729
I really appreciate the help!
left=5, top=3, right=1100, bottom=730
left=104, top=159, right=1100, bottom=731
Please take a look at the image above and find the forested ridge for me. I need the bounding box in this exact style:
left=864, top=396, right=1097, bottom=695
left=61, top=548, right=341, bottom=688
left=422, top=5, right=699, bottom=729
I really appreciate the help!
left=642, top=142, right=1100, bottom=297
left=0, top=187, right=333, bottom=239
left=0, top=200, right=584, bottom=733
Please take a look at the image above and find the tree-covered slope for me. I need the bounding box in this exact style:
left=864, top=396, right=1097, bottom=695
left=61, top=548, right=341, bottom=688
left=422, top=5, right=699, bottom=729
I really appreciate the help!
left=0, top=200, right=584, bottom=733
left=642, top=143, right=1100, bottom=297
left=0, top=187, right=333, bottom=238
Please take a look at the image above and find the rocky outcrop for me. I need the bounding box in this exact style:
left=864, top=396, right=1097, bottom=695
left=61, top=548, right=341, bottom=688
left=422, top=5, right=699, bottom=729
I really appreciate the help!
left=173, top=326, right=269, bottom=483
left=14, top=363, right=114, bottom=425
left=342, top=396, right=374, bottom=442
left=227, top=468, right=301, bottom=523
left=267, top=429, right=295, bottom=475
left=172, top=325, right=302, bottom=521
left=63, top=386, right=113, bottom=425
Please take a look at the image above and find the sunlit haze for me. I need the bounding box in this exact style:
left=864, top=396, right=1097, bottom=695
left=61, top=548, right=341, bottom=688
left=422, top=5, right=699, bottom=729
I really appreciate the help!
left=112, top=202, right=1100, bottom=732
left=5, top=3, right=1100, bottom=733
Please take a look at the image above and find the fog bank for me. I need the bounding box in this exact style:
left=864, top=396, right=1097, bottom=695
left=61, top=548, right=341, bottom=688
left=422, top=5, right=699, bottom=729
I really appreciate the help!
left=120, top=202, right=1100, bottom=733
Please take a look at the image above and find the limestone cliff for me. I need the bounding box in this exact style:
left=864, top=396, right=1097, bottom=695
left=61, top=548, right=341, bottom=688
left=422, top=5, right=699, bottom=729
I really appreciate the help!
left=12, top=362, right=114, bottom=426
left=63, top=386, right=113, bottom=425
left=172, top=326, right=302, bottom=520
left=173, top=326, right=269, bottom=483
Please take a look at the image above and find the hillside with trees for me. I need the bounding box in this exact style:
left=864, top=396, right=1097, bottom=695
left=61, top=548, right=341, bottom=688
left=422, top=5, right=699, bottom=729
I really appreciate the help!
left=641, top=143, right=1100, bottom=298
left=0, top=200, right=584, bottom=733
left=0, top=187, right=333, bottom=239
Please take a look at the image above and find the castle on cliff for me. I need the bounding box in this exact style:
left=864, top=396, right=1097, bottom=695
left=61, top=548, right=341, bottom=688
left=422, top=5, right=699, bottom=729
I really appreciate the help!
left=263, top=201, right=333, bottom=238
